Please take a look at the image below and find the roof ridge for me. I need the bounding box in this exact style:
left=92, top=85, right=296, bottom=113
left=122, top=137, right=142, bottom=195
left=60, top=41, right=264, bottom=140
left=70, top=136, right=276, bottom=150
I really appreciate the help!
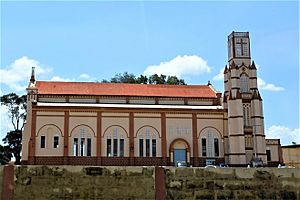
left=35, top=81, right=218, bottom=98
left=36, top=81, right=209, bottom=87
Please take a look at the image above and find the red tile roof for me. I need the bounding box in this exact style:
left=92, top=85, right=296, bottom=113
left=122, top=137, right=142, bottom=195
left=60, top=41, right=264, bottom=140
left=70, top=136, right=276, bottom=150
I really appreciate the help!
left=35, top=81, right=217, bottom=98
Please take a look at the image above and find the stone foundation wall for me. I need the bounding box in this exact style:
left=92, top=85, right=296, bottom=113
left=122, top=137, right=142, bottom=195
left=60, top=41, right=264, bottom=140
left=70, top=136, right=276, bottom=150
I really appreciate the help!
left=1, top=165, right=299, bottom=200
left=13, top=166, right=155, bottom=200
left=166, top=168, right=300, bottom=199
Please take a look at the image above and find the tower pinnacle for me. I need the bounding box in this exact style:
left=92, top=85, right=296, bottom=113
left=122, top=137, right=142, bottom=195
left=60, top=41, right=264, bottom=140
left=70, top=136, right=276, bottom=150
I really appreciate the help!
left=30, top=66, right=36, bottom=83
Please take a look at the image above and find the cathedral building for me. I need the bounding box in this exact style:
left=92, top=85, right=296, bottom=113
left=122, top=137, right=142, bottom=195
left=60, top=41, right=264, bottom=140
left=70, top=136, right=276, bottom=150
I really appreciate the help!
left=22, top=32, right=282, bottom=166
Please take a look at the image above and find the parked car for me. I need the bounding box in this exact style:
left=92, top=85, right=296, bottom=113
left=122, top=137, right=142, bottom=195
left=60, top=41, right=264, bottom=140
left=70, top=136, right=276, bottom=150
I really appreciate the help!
left=219, top=163, right=229, bottom=168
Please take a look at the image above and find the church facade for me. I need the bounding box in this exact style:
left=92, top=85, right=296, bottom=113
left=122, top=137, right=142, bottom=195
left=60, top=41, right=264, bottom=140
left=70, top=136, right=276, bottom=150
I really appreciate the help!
left=22, top=32, right=282, bottom=166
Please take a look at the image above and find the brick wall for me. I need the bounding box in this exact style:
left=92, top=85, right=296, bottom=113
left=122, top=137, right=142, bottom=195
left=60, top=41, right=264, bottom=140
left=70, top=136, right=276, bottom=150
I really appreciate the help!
left=24, top=156, right=171, bottom=166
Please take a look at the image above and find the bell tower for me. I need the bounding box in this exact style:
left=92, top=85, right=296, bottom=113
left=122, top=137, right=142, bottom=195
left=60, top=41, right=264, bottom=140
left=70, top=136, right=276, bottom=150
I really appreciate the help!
left=223, top=31, right=267, bottom=166
left=228, top=31, right=251, bottom=66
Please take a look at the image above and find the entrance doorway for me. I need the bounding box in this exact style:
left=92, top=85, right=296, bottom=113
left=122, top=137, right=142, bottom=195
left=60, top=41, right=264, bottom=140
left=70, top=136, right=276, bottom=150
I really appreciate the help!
left=174, top=149, right=186, bottom=166
left=169, top=139, right=191, bottom=166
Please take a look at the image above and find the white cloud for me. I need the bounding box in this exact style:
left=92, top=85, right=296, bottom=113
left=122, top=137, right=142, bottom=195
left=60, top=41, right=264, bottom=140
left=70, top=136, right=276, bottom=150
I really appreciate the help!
left=266, top=125, right=300, bottom=145
left=257, top=78, right=284, bottom=92
left=143, top=55, right=212, bottom=77
left=212, top=67, right=284, bottom=92
left=78, top=73, right=96, bottom=81
left=0, top=56, right=51, bottom=92
left=50, top=73, right=96, bottom=82
left=213, top=69, right=224, bottom=81
left=50, top=76, right=75, bottom=82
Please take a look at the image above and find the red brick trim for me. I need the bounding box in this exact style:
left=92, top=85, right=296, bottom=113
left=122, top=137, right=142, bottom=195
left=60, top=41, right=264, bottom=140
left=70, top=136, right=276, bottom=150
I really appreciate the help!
left=64, top=111, right=69, bottom=160
left=97, top=111, right=102, bottom=157
left=2, top=165, right=14, bottom=200
left=29, top=156, right=171, bottom=166
left=192, top=113, right=198, bottom=158
left=161, top=113, right=167, bottom=158
left=155, top=167, right=166, bottom=200
left=129, top=113, right=134, bottom=164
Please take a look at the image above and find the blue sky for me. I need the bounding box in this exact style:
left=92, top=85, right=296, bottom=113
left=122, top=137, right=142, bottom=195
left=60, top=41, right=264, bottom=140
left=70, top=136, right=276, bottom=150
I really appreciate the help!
left=0, top=1, right=299, bottom=145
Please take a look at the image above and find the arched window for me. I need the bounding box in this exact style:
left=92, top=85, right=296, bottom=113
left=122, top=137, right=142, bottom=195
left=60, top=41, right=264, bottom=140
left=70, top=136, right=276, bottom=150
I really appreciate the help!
left=106, top=127, right=124, bottom=157
left=104, top=125, right=129, bottom=157
left=37, top=124, right=63, bottom=156
left=71, top=126, right=94, bottom=157
left=136, top=126, right=159, bottom=157
left=240, top=74, right=249, bottom=93
left=199, top=128, right=222, bottom=158
left=243, top=103, right=251, bottom=127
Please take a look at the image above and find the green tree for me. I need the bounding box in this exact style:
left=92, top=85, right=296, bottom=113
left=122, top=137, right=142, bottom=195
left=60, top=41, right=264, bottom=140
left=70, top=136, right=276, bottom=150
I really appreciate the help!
left=0, top=145, right=12, bottom=165
left=101, top=79, right=109, bottom=83
left=149, top=74, right=166, bottom=84
left=106, top=72, right=186, bottom=85
left=166, top=76, right=186, bottom=85
left=136, top=75, right=148, bottom=84
left=111, top=72, right=137, bottom=83
left=0, top=93, right=27, bottom=165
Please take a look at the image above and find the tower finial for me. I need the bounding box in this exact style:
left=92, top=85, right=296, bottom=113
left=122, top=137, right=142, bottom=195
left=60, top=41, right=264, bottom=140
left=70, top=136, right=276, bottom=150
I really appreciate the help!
left=223, top=65, right=228, bottom=74
left=230, top=60, right=238, bottom=69
left=30, top=66, right=35, bottom=83
left=250, top=60, right=257, bottom=70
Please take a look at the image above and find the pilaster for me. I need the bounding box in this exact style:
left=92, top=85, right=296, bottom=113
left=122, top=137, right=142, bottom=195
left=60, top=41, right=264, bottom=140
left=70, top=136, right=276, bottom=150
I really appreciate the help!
left=63, top=111, right=69, bottom=164
left=28, top=110, right=37, bottom=164
left=227, top=91, right=246, bottom=165
left=97, top=111, right=102, bottom=164
left=129, top=113, right=134, bottom=165
left=192, top=113, right=198, bottom=159
left=161, top=113, right=167, bottom=165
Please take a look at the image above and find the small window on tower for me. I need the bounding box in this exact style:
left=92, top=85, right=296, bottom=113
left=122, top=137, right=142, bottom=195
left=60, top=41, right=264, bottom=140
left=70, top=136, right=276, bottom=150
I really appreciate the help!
left=240, top=74, right=249, bottom=93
